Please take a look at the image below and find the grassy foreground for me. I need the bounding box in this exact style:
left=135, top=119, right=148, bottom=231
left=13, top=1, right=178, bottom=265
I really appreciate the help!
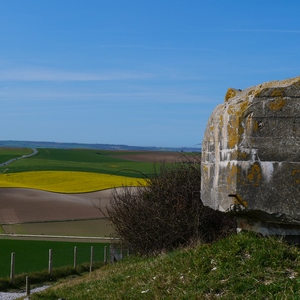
left=29, top=232, right=300, bottom=299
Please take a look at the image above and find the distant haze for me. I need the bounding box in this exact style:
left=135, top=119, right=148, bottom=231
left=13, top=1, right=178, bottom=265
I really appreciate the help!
left=0, top=140, right=200, bottom=152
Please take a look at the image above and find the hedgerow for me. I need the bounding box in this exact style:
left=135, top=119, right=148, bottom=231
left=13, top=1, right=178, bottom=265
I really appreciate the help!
left=107, top=155, right=236, bottom=255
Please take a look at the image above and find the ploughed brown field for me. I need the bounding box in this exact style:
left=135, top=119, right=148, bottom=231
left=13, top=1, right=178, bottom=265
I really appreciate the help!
left=114, top=151, right=185, bottom=163
left=0, top=152, right=186, bottom=235
left=0, top=188, right=112, bottom=224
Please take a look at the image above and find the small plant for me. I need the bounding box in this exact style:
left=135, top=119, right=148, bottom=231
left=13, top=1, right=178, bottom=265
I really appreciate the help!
left=107, top=154, right=236, bottom=255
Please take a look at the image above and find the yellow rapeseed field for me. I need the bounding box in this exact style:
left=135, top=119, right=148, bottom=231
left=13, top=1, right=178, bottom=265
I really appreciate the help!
left=0, top=171, right=146, bottom=193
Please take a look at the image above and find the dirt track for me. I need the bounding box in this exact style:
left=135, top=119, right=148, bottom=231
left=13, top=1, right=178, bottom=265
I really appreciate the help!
left=0, top=188, right=115, bottom=224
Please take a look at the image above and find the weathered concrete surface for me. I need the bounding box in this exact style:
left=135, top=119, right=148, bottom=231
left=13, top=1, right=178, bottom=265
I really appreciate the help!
left=201, top=76, right=300, bottom=236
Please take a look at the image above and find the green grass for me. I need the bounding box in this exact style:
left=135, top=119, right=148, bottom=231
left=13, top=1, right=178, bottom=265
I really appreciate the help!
left=30, top=232, right=300, bottom=299
left=0, top=239, right=108, bottom=279
left=0, top=148, right=33, bottom=164
left=0, top=148, right=154, bottom=178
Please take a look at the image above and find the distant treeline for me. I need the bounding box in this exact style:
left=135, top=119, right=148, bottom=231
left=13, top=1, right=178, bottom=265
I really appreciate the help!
left=0, top=140, right=200, bottom=152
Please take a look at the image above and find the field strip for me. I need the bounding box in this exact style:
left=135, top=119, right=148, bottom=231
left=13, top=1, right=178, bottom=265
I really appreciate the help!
left=0, top=147, right=37, bottom=167
left=0, top=233, right=119, bottom=240
left=0, top=170, right=146, bottom=193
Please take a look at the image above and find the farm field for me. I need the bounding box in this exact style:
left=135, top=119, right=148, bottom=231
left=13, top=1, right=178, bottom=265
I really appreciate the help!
left=0, top=239, right=108, bottom=278
left=0, top=148, right=190, bottom=240
left=0, top=147, right=33, bottom=164
left=0, top=188, right=118, bottom=223
left=0, top=148, right=181, bottom=177
left=0, top=171, right=145, bottom=193
left=1, top=219, right=114, bottom=239
left=0, top=148, right=195, bottom=281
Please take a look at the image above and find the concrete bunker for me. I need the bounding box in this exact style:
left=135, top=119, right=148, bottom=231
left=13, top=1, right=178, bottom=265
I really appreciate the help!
left=201, top=76, right=300, bottom=238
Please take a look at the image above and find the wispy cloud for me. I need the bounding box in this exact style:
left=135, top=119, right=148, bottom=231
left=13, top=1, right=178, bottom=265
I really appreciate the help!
left=222, top=28, right=300, bottom=34
left=0, top=85, right=216, bottom=104
left=180, top=28, right=300, bottom=34
left=97, top=44, right=214, bottom=51
left=0, top=67, right=151, bottom=82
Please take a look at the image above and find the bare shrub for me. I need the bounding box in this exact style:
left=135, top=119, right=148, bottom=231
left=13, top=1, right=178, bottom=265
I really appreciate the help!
left=107, top=154, right=236, bottom=255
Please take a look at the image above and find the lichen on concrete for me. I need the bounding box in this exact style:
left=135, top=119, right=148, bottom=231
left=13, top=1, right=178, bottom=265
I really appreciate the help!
left=201, top=76, right=300, bottom=236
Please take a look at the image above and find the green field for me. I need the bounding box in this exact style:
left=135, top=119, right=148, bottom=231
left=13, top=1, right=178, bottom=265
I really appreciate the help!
left=0, top=239, right=108, bottom=278
left=0, top=148, right=154, bottom=178
left=0, top=148, right=33, bottom=164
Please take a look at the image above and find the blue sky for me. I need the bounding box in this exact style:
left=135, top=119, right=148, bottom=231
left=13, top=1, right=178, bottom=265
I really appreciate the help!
left=1, top=1, right=300, bottom=148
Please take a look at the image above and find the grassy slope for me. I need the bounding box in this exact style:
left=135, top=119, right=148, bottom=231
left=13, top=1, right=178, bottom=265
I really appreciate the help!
left=30, top=232, right=300, bottom=300
left=0, top=148, right=154, bottom=178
